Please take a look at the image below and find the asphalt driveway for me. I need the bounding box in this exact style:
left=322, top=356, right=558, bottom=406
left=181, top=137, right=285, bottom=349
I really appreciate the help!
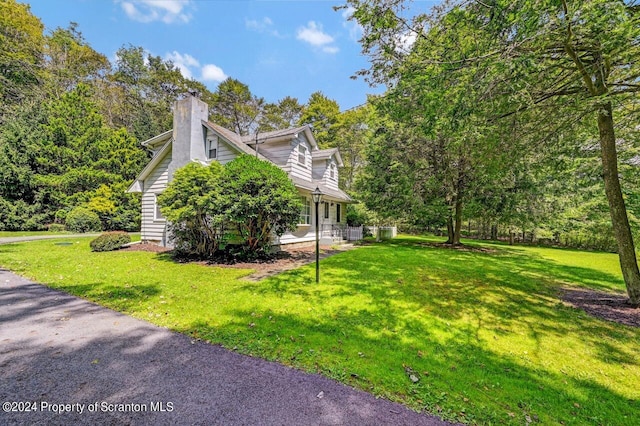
left=0, top=269, right=452, bottom=426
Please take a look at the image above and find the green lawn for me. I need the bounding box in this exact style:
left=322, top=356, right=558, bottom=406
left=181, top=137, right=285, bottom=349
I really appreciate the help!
left=0, top=231, right=141, bottom=241
left=0, top=231, right=71, bottom=238
left=1, top=235, right=638, bottom=425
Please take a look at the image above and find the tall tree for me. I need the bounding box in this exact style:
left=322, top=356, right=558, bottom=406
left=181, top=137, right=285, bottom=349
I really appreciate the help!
left=44, top=23, right=110, bottom=97
left=347, top=0, right=640, bottom=304
left=209, top=78, right=264, bottom=135
left=259, top=96, right=304, bottom=131
left=0, top=0, right=45, bottom=113
left=298, top=91, right=341, bottom=147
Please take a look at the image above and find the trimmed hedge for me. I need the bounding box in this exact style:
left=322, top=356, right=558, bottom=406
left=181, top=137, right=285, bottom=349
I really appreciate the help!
left=90, top=231, right=131, bottom=252
left=65, top=207, right=102, bottom=233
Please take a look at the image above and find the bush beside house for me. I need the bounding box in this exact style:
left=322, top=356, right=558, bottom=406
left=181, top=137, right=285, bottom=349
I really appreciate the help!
left=158, top=155, right=301, bottom=260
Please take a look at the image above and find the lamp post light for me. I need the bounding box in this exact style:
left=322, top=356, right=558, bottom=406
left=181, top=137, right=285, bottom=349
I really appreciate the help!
left=311, top=187, right=324, bottom=283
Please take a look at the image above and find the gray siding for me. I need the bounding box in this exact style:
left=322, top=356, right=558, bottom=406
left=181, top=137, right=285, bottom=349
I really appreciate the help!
left=141, top=152, right=171, bottom=243
left=259, top=140, right=292, bottom=171
left=289, top=137, right=312, bottom=182
left=217, top=140, right=238, bottom=165
left=204, top=128, right=239, bottom=165
left=312, top=157, right=340, bottom=191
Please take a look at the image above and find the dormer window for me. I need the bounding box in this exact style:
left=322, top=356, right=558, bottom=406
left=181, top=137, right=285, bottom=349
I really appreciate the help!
left=330, top=163, right=336, bottom=180
left=298, top=144, right=307, bottom=165
left=207, top=136, right=218, bottom=160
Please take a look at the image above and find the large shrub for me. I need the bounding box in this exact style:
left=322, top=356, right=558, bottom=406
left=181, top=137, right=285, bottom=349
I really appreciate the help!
left=90, top=231, right=131, bottom=252
left=220, top=155, right=302, bottom=255
left=65, top=206, right=101, bottom=233
left=158, top=156, right=301, bottom=260
left=157, top=162, right=225, bottom=257
left=0, top=198, right=47, bottom=231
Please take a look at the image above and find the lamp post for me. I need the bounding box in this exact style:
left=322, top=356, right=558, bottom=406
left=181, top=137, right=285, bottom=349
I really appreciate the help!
left=311, top=187, right=324, bottom=283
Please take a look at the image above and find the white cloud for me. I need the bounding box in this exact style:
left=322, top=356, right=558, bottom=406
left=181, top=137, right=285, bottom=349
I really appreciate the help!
left=245, top=16, right=282, bottom=37
left=245, top=16, right=272, bottom=31
left=201, top=64, right=227, bottom=83
left=397, top=31, right=417, bottom=53
left=164, top=51, right=227, bottom=84
left=165, top=51, right=199, bottom=79
left=341, top=6, right=362, bottom=42
left=296, top=21, right=339, bottom=54
left=297, top=21, right=334, bottom=46
left=118, top=0, right=193, bottom=24
left=322, top=46, right=340, bottom=54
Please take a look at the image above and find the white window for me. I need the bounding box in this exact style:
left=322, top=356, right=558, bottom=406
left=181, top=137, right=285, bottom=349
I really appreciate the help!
left=154, top=194, right=165, bottom=221
left=207, top=137, right=218, bottom=160
left=336, top=203, right=341, bottom=223
left=299, top=196, right=311, bottom=225
left=330, top=163, right=336, bottom=180
left=324, top=202, right=329, bottom=219
left=298, top=144, right=307, bottom=165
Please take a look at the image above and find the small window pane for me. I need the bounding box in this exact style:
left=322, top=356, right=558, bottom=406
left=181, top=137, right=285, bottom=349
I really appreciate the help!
left=324, top=202, right=329, bottom=219
left=207, top=138, right=218, bottom=159
left=299, top=197, right=310, bottom=224
left=298, top=145, right=306, bottom=165
left=155, top=195, right=164, bottom=220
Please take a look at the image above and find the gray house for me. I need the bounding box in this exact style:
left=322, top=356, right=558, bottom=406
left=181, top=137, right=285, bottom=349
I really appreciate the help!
left=128, top=95, right=352, bottom=247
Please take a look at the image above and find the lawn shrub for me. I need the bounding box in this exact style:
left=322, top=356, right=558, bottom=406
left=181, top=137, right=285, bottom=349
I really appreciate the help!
left=89, top=231, right=131, bottom=252
left=65, top=207, right=102, bottom=233
left=47, top=223, right=66, bottom=232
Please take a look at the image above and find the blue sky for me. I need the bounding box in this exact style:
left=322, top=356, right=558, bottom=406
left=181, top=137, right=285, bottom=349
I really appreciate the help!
left=25, top=0, right=439, bottom=111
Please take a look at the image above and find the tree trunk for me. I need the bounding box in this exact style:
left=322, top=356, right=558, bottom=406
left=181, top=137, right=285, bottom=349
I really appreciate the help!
left=597, top=101, right=640, bottom=305
left=509, top=229, right=514, bottom=246
left=452, top=197, right=463, bottom=245
left=491, top=224, right=498, bottom=240
left=445, top=215, right=454, bottom=244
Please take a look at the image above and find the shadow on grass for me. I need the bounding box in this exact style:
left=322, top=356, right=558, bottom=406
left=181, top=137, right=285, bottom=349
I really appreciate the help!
left=185, top=306, right=638, bottom=425
left=6, top=279, right=164, bottom=315
left=1, top=278, right=448, bottom=426
left=211, top=237, right=639, bottom=424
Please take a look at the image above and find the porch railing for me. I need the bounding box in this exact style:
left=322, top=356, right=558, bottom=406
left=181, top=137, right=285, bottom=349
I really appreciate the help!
left=320, top=224, right=363, bottom=241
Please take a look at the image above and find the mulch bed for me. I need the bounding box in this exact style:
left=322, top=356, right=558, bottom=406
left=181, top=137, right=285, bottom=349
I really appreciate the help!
left=218, top=246, right=349, bottom=281
left=121, top=242, right=353, bottom=281
left=120, top=243, right=172, bottom=253
left=561, top=288, right=640, bottom=328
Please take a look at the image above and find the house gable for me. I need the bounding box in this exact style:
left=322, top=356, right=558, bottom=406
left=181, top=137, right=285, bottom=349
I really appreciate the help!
left=129, top=95, right=353, bottom=246
left=312, top=149, right=341, bottom=191
left=127, top=139, right=172, bottom=193
left=140, top=150, right=172, bottom=243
